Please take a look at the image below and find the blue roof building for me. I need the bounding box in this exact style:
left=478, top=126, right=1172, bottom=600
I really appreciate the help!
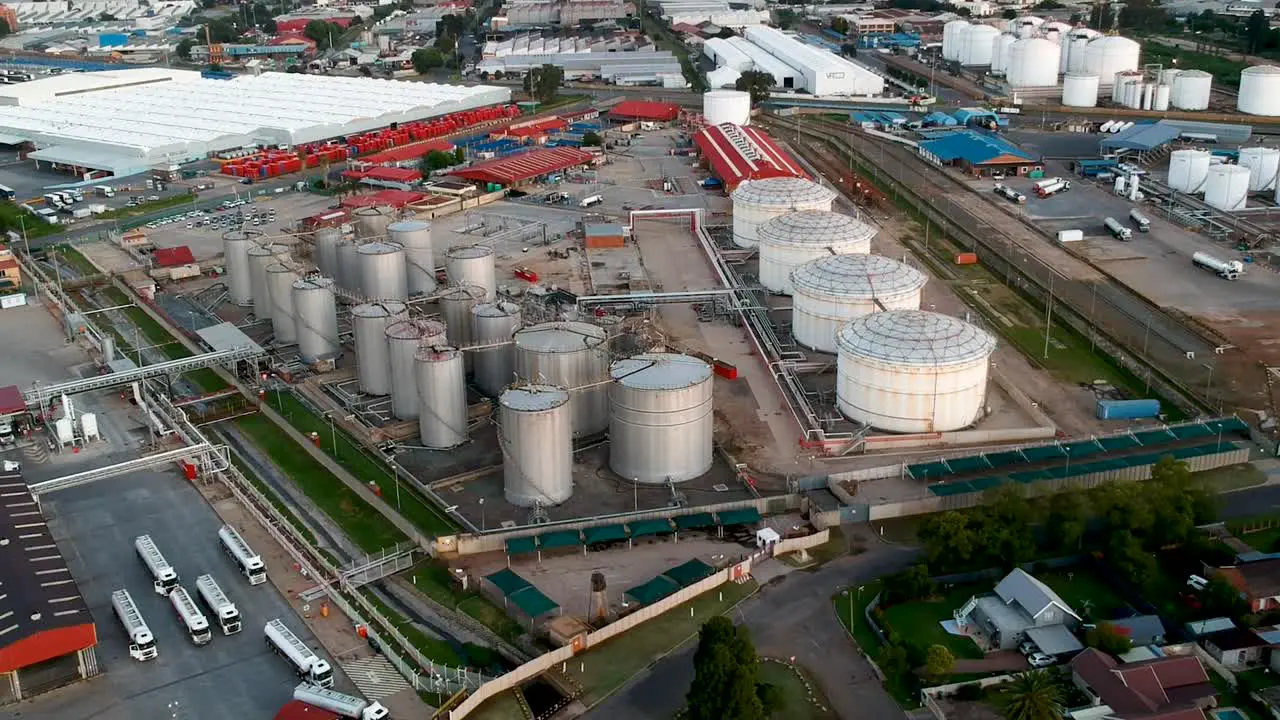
left=918, top=130, right=1040, bottom=176
left=922, top=111, right=957, bottom=127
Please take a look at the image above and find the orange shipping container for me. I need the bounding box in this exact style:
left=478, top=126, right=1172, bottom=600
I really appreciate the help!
left=954, top=252, right=978, bottom=265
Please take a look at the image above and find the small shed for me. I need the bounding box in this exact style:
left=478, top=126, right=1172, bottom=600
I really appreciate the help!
left=584, top=222, right=625, bottom=249
left=755, top=527, right=781, bottom=549
left=152, top=245, right=195, bottom=268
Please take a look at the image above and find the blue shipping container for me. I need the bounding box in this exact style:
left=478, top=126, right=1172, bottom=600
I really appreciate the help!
left=98, top=33, right=129, bottom=48
left=1096, top=398, right=1161, bottom=420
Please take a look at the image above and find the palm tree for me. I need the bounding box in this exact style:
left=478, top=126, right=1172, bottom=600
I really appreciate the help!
left=1000, top=670, right=1065, bottom=720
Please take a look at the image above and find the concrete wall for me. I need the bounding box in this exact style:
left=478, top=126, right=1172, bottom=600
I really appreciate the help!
left=920, top=672, right=1018, bottom=700
left=770, top=529, right=830, bottom=556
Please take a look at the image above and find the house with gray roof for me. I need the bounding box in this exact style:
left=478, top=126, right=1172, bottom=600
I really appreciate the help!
left=954, top=568, right=1083, bottom=652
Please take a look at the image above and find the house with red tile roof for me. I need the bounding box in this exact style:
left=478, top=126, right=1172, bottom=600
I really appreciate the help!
left=1068, top=648, right=1217, bottom=720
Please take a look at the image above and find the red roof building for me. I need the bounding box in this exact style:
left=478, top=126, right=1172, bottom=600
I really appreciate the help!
left=343, top=166, right=423, bottom=183
left=692, top=122, right=808, bottom=191
left=609, top=100, right=681, bottom=122
left=451, top=147, right=595, bottom=186
left=1068, top=649, right=1216, bottom=720
left=497, top=117, right=568, bottom=139
left=359, top=139, right=455, bottom=166
left=341, top=189, right=427, bottom=208
left=152, top=245, right=195, bottom=268
left=267, top=32, right=316, bottom=49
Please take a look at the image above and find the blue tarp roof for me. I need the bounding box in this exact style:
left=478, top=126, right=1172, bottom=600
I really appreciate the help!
left=1100, top=122, right=1181, bottom=151
left=919, top=130, right=1036, bottom=165
left=923, top=111, right=957, bottom=126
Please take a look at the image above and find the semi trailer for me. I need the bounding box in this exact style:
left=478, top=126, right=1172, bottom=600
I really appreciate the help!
left=112, top=589, right=158, bottom=661
left=293, top=683, right=390, bottom=720
left=266, top=619, right=334, bottom=687
left=135, top=534, right=179, bottom=595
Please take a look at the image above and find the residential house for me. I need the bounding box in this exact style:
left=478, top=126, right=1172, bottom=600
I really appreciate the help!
left=1107, top=615, right=1167, bottom=647
left=1202, top=627, right=1266, bottom=669
left=1069, top=648, right=1217, bottom=720
left=1214, top=557, right=1280, bottom=612
left=1184, top=617, right=1236, bottom=638
left=1252, top=624, right=1280, bottom=672
left=0, top=244, right=21, bottom=291
left=953, top=568, right=1083, bottom=652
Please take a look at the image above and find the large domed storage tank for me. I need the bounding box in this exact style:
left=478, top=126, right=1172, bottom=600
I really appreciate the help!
left=1042, top=20, right=1072, bottom=38
left=943, top=20, right=970, bottom=61
left=1007, top=38, right=1059, bottom=88
left=514, top=322, right=610, bottom=438
left=1204, top=164, right=1251, bottom=210
left=266, top=263, right=300, bottom=345
left=292, top=277, right=341, bottom=364
left=353, top=206, right=395, bottom=240
left=247, top=243, right=290, bottom=314
left=1012, top=16, right=1043, bottom=38
left=1167, top=149, right=1212, bottom=193
left=991, top=33, right=1017, bottom=75
left=313, top=227, right=342, bottom=280
left=1083, top=36, right=1140, bottom=81
left=608, top=353, right=714, bottom=484
left=1171, top=70, right=1212, bottom=110
left=1239, top=146, right=1280, bottom=192
left=756, top=210, right=875, bottom=295
left=703, top=89, right=752, bottom=126
left=961, top=24, right=1000, bottom=66
left=731, top=178, right=837, bottom=249
left=1064, top=28, right=1100, bottom=73
left=358, top=242, right=408, bottom=302
left=352, top=301, right=409, bottom=396
left=1061, top=73, right=1100, bottom=107
left=223, top=230, right=254, bottom=306
left=500, top=385, right=573, bottom=507
left=415, top=346, right=468, bottom=449
left=445, top=245, right=497, bottom=302
left=472, top=301, right=522, bottom=397
left=791, top=254, right=927, bottom=353
left=835, top=310, right=996, bottom=433
left=387, top=220, right=435, bottom=296
left=387, top=319, right=447, bottom=420
left=1239, top=66, right=1280, bottom=116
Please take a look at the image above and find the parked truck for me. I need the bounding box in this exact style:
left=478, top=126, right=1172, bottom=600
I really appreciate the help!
left=218, top=524, right=266, bottom=584
left=293, top=683, right=389, bottom=720
left=1192, top=252, right=1244, bottom=280
left=135, top=534, right=179, bottom=595
left=993, top=184, right=1026, bottom=204
left=579, top=194, right=603, bottom=208
left=112, top=589, right=158, bottom=661
left=195, top=574, right=241, bottom=635
left=1035, top=178, right=1071, bottom=198
left=1128, top=208, right=1151, bottom=232
left=1103, top=217, right=1132, bottom=240
left=266, top=619, right=334, bottom=687
left=169, top=585, right=212, bottom=646
left=1056, top=229, right=1083, bottom=243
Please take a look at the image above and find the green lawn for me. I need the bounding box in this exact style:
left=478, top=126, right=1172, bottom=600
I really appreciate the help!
left=1142, top=41, right=1248, bottom=88
left=1196, top=463, right=1266, bottom=494
left=1230, top=516, right=1280, bottom=554
left=1238, top=667, right=1280, bottom=691
left=758, top=661, right=837, bottom=720
left=565, top=579, right=758, bottom=706
left=1039, top=569, right=1126, bottom=620
left=51, top=245, right=99, bottom=276
left=878, top=584, right=984, bottom=661
left=406, top=562, right=523, bottom=643
left=832, top=581, right=918, bottom=706
left=98, top=193, right=197, bottom=220
left=361, top=589, right=466, bottom=667
left=226, top=452, right=317, bottom=546
left=101, top=286, right=227, bottom=392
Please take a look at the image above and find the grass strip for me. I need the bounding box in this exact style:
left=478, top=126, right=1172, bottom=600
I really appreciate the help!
left=406, top=561, right=523, bottom=643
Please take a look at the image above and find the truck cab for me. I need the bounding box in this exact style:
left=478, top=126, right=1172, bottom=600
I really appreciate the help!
left=0, top=420, right=15, bottom=445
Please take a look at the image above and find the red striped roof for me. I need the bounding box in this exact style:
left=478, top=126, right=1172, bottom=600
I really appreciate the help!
left=360, top=139, right=454, bottom=165
left=609, top=100, right=681, bottom=122
left=341, top=189, right=426, bottom=208
left=451, top=147, right=595, bottom=185
left=692, top=123, right=807, bottom=191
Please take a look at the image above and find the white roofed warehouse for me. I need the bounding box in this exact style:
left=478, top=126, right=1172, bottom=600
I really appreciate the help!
left=742, top=26, right=885, bottom=96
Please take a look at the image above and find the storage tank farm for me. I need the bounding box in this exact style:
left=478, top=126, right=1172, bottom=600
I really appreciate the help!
left=1006, top=37, right=1059, bottom=87
left=415, top=346, right=468, bottom=449
left=730, top=178, right=837, bottom=249
left=247, top=243, right=290, bottom=314
left=991, top=32, right=1017, bottom=76
left=292, top=277, right=341, bottom=364
left=499, top=384, right=574, bottom=507
left=1239, top=146, right=1280, bottom=192
left=265, top=263, right=300, bottom=344
left=1204, top=164, right=1251, bottom=211
left=386, top=319, right=447, bottom=421
left=1172, top=70, right=1212, bottom=110
left=1061, top=73, right=1100, bottom=107
left=223, top=230, right=256, bottom=306
left=513, top=321, right=610, bottom=438
left=352, top=301, right=409, bottom=396
left=756, top=210, right=875, bottom=295
left=445, top=245, right=498, bottom=301
left=942, top=20, right=970, bottom=61
left=961, top=24, right=999, bottom=66
left=387, top=220, right=436, bottom=295
left=313, top=227, right=342, bottom=279
left=790, top=254, right=927, bottom=353
left=608, top=353, right=714, bottom=484
left=358, top=242, right=408, bottom=302
left=472, top=301, right=523, bottom=396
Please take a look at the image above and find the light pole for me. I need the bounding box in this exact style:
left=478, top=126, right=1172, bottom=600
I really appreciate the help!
left=479, top=498, right=485, bottom=531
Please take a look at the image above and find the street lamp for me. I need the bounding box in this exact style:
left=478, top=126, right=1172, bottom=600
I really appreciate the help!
left=479, top=498, right=485, bottom=532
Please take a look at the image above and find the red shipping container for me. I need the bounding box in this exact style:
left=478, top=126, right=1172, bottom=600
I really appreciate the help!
left=712, top=361, right=738, bottom=380
left=954, top=252, right=979, bottom=265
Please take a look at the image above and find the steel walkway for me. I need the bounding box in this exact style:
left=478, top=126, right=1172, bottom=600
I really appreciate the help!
left=24, top=346, right=260, bottom=408
left=30, top=445, right=213, bottom=495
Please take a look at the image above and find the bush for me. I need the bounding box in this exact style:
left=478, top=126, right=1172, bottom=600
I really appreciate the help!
left=954, top=683, right=984, bottom=702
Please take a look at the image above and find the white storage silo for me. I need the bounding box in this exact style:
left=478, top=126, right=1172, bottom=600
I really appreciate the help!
left=358, top=242, right=408, bottom=302
left=314, top=227, right=342, bottom=279
left=1239, top=66, right=1280, bottom=116
left=609, top=353, right=713, bottom=484
left=1065, top=29, right=1100, bottom=73
left=1083, top=36, right=1140, bottom=81
left=1160, top=68, right=1182, bottom=86
left=962, top=24, right=1000, bottom=66
left=388, top=220, right=436, bottom=296
left=1142, top=83, right=1154, bottom=110
left=835, top=310, right=997, bottom=433
left=1061, top=73, right=1100, bottom=108
left=1013, top=16, right=1043, bottom=38
left=352, top=301, right=409, bottom=396
left=991, top=33, right=1017, bottom=76
left=247, top=243, right=289, bottom=315
left=1172, top=70, right=1212, bottom=110
left=791, top=254, right=927, bottom=353
left=1112, top=70, right=1141, bottom=104
left=439, top=283, right=485, bottom=364
left=445, top=245, right=497, bottom=302
left=415, top=346, right=468, bottom=449
left=1239, top=146, right=1280, bottom=192
left=757, top=210, right=875, bottom=295
left=1167, top=149, right=1212, bottom=193
left=1154, top=84, right=1171, bottom=112
left=943, top=20, right=970, bottom=61
left=223, top=230, right=254, bottom=306
left=266, top=263, right=300, bottom=345
left=472, top=301, right=522, bottom=397
left=731, top=178, right=837, bottom=249
left=514, top=321, right=610, bottom=438
left=500, top=385, right=573, bottom=507
left=703, top=89, right=752, bottom=126
left=292, top=277, right=341, bottom=364
left=337, top=241, right=360, bottom=295
left=1006, top=38, right=1059, bottom=88
left=354, top=206, right=395, bottom=240
left=1204, top=164, right=1251, bottom=211
left=386, top=319, right=447, bottom=420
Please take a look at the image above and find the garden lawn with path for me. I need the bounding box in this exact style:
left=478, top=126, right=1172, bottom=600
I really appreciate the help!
left=878, top=583, right=985, bottom=660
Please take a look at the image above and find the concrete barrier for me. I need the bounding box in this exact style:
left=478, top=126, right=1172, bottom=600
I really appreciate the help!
left=771, top=529, right=830, bottom=557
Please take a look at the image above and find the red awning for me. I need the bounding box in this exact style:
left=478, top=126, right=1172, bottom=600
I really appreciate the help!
left=152, top=246, right=195, bottom=268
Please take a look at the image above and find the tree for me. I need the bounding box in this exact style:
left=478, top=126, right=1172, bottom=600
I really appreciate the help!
left=1001, top=8, right=1018, bottom=19
left=435, top=32, right=457, bottom=54
left=1000, top=670, right=1065, bottom=720
left=917, top=511, right=974, bottom=566
left=831, top=16, right=849, bottom=34
left=1086, top=623, right=1133, bottom=655
left=412, top=47, right=445, bottom=74
left=453, top=146, right=466, bottom=165
left=260, top=16, right=277, bottom=34
left=1046, top=488, right=1089, bottom=552
left=1035, top=0, right=1065, bottom=8
left=925, top=645, right=954, bottom=681
left=882, top=563, right=934, bottom=604
left=99, top=11, right=117, bottom=20
left=734, top=70, right=775, bottom=107
left=878, top=642, right=911, bottom=678
left=303, top=19, right=340, bottom=48
left=0, top=18, right=9, bottom=38
left=1201, top=576, right=1247, bottom=619
left=522, top=64, right=563, bottom=104
left=176, top=37, right=195, bottom=60
left=716, top=27, right=735, bottom=39
left=581, top=131, right=602, bottom=147
left=422, top=150, right=455, bottom=172
left=203, top=18, right=239, bottom=44
left=774, top=8, right=799, bottom=29
left=686, top=617, right=766, bottom=720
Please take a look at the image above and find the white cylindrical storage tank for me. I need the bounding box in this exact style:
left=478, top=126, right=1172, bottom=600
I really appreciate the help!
left=961, top=24, right=999, bottom=66
left=439, top=283, right=485, bottom=368
left=1083, top=36, right=1140, bottom=81
left=1154, top=84, right=1171, bottom=112
left=1160, top=68, right=1182, bottom=86
left=337, top=241, right=360, bottom=295
left=835, top=310, right=997, bottom=433
left=445, top=245, right=497, bottom=302
left=1124, top=80, right=1141, bottom=109
left=1013, top=16, right=1042, bottom=38
left=514, top=321, right=609, bottom=438
left=703, top=89, right=751, bottom=126
left=1239, top=146, right=1280, bottom=192
left=247, top=243, right=289, bottom=314
left=223, top=230, right=254, bottom=306
left=1112, top=70, right=1141, bottom=103
left=791, top=254, right=927, bottom=353
left=1066, top=32, right=1096, bottom=73
left=500, top=385, right=573, bottom=507
left=1171, top=70, right=1212, bottom=110
left=756, top=210, right=875, bottom=295
left=991, top=32, right=1017, bottom=75
left=266, top=263, right=300, bottom=345
left=1167, top=149, right=1212, bottom=193
left=1043, top=20, right=1072, bottom=37
left=386, top=319, right=447, bottom=420
left=1240, top=65, right=1280, bottom=116
left=1141, top=83, right=1154, bottom=110
left=608, top=353, right=713, bottom=484
left=292, top=277, right=341, bottom=364
left=1204, top=164, right=1251, bottom=211
left=388, top=220, right=436, bottom=296
left=1006, top=38, right=1059, bottom=88
left=358, top=242, right=408, bottom=302
left=731, top=178, right=837, bottom=249
left=472, top=301, right=522, bottom=397
left=943, top=20, right=969, bottom=62
left=352, top=301, right=409, bottom=396
left=354, top=206, right=395, bottom=240
left=415, top=346, right=468, bottom=449
left=1061, top=73, right=1100, bottom=108
left=314, top=227, right=342, bottom=279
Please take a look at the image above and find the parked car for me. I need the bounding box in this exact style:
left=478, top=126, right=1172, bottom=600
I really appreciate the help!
left=1187, top=574, right=1209, bottom=591
left=1028, top=653, right=1056, bottom=668
left=1018, top=640, right=1038, bottom=656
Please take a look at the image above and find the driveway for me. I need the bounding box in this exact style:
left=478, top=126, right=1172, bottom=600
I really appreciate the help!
left=583, top=536, right=919, bottom=720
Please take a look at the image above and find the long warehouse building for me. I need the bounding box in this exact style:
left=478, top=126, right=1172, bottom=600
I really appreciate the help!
left=706, top=27, right=883, bottom=96
left=0, top=69, right=511, bottom=176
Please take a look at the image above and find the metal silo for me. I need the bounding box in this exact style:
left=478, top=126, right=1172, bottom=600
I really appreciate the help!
left=265, top=263, right=300, bottom=344
left=445, top=245, right=497, bottom=301
left=790, top=254, right=927, bottom=353
left=731, top=178, right=837, bottom=249
left=293, top=277, right=341, bottom=364
left=337, top=241, right=360, bottom=296
left=514, top=321, right=609, bottom=438
left=471, top=301, right=522, bottom=396
left=499, top=385, right=573, bottom=507
left=439, top=284, right=486, bottom=370
left=358, top=242, right=408, bottom=301
left=386, top=319, right=447, bottom=420
left=354, top=206, right=395, bottom=240
left=756, top=210, right=875, bottom=295
left=314, top=227, right=342, bottom=279
left=247, top=243, right=289, bottom=315
left=352, top=301, right=409, bottom=395
left=388, top=220, right=436, bottom=296
left=415, top=346, right=468, bottom=449
left=223, top=230, right=254, bottom=306
left=608, top=353, right=713, bottom=484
